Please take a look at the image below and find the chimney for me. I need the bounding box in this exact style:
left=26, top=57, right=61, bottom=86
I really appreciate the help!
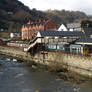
left=27, top=20, right=32, bottom=24
left=38, top=19, right=41, bottom=23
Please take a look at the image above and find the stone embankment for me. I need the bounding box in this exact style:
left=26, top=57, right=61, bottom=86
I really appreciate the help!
left=0, top=46, right=92, bottom=78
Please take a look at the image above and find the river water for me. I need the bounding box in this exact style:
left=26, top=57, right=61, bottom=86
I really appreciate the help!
left=0, top=55, right=92, bottom=92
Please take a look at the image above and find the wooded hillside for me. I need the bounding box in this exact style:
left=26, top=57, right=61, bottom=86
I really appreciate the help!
left=0, top=0, right=91, bottom=35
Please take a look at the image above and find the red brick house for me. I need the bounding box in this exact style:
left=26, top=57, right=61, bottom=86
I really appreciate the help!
left=21, top=19, right=57, bottom=40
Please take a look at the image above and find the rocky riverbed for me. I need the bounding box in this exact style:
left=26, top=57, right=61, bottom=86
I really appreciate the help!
left=0, top=54, right=92, bottom=92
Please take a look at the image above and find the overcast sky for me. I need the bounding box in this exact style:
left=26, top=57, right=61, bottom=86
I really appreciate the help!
left=19, top=0, right=92, bottom=15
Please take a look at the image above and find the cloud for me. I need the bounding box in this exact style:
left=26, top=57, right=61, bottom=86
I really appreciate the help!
left=73, top=0, right=92, bottom=15
left=19, top=0, right=92, bottom=15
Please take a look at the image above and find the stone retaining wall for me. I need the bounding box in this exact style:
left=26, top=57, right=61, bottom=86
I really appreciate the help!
left=0, top=46, right=92, bottom=77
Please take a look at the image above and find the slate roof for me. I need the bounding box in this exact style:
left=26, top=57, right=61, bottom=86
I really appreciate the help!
left=76, top=38, right=92, bottom=43
left=67, top=23, right=81, bottom=29
left=39, top=30, right=84, bottom=37
left=25, top=22, right=44, bottom=27
left=24, top=20, right=51, bottom=27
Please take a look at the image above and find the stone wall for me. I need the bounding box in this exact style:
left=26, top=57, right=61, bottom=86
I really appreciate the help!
left=0, top=46, right=92, bottom=77
left=0, top=46, right=33, bottom=62
left=47, top=52, right=92, bottom=77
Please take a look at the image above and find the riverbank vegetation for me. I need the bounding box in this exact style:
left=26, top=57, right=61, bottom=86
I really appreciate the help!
left=44, top=62, right=92, bottom=86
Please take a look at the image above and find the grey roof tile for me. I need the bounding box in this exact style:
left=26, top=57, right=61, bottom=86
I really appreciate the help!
left=39, top=30, right=84, bottom=37
left=76, top=38, right=92, bottom=43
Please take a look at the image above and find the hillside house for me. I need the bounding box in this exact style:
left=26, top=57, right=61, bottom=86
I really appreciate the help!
left=21, top=19, right=57, bottom=40
left=58, top=24, right=68, bottom=31
left=67, top=23, right=82, bottom=31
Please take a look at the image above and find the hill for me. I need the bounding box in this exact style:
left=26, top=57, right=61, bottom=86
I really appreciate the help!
left=0, top=0, right=91, bottom=38
left=44, top=9, right=89, bottom=27
left=0, top=0, right=46, bottom=35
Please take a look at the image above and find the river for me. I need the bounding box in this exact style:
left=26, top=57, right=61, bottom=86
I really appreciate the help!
left=0, top=55, right=92, bottom=92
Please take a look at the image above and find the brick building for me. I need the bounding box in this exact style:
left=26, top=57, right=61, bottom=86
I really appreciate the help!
left=21, top=19, right=57, bottom=40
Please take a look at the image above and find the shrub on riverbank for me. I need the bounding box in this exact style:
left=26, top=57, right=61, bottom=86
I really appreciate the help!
left=0, top=64, right=2, bottom=66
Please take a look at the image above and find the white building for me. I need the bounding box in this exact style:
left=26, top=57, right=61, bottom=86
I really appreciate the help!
left=58, top=24, right=68, bottom=31
left=67, top=23, right=81, bottom=31
left=10, top=33, right=21, bottom=38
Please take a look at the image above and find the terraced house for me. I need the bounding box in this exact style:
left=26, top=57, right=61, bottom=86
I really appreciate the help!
left=21, top=19, right=57, bottom=40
